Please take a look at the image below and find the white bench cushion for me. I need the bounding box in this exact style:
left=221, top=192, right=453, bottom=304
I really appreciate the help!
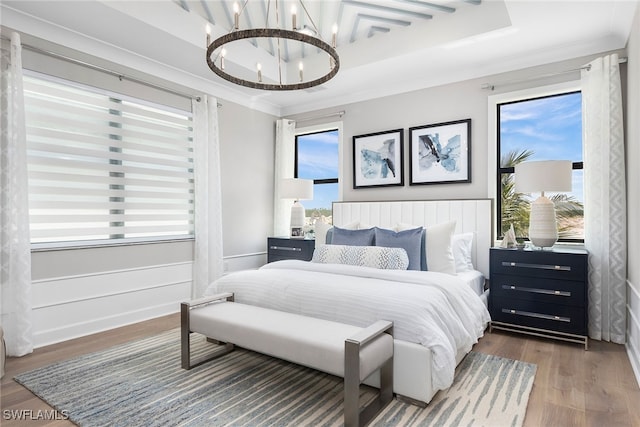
left=190, top=302, right=393, bottom=380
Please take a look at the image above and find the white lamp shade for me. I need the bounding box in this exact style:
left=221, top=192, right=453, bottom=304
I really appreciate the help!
left=280, top=178, right=313, bottom=200
left=514, top=160, right=572, bottom=194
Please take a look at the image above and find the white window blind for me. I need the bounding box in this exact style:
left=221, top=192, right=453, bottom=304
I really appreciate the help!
left=24, top=72, right=195, bottom=247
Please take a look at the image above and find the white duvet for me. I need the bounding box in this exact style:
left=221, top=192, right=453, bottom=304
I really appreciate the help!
left=204, top=260, right=490, bottom=390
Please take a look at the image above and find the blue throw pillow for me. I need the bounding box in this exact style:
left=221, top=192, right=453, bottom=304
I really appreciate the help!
left=330, top=226, right=375, bottom=246
left=374, top=226, right=423, bottom=270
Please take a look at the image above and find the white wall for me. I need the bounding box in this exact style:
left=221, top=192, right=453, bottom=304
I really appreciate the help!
left=290, top=52, right=624, bottom=205
left=218, top=100, right=277, bottom=271
left=18, top=33, right=276, bottom=347
left=625, top=5, right=640, bottom=386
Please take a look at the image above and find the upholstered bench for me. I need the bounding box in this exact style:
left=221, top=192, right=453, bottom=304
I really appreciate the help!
left=181, top=292, right=394, bottom=427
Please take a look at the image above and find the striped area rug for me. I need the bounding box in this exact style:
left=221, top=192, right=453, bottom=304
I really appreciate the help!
left=15, top=329, right=536, bottom=426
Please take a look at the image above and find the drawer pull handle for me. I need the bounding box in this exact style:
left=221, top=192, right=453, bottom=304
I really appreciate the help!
left=501, top=284, right=570, bottom=297
left=502, top=308, right=570, bottom=323
left=269, top=246, right=302, bottom=252
left=501, top=261, right=571, bottom=271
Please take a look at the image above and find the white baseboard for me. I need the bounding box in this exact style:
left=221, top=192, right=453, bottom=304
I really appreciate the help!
left=33, top=300, right=182, bottom=348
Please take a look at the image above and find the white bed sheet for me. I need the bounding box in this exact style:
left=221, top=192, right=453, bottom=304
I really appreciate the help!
left=457, top=270, right=486, bottom=296
left=205, top=260, right=490, bottom=391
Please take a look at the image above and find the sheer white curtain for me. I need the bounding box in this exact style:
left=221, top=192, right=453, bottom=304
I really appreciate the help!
left=273, top=118, right=296, bottom=236
left=581, top=53, right=627, bottom=343
left=192, top=95, right=224, bottom=298
left=0, top=33, right=33, bottom=356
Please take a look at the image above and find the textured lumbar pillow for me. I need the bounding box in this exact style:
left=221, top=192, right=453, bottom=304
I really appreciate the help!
left=311, top=244, right=409, bottom=270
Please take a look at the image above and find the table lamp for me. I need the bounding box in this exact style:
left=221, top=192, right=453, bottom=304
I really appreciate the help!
left=515, top=160, right=572, bottom=248
left=280, top=178, right=313, bottom=238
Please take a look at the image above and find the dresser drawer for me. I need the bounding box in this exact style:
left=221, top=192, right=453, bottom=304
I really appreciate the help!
left=490, top=249, right=587, bottom=281
left=491, top=296, right=586, bottom=336
left=267, top=238, right=315, bottom=263
left=491, top=273, right=585, bottom=307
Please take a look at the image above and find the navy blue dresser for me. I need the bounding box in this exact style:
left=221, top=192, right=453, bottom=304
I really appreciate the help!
left=489, top=247, right=589, bottom=349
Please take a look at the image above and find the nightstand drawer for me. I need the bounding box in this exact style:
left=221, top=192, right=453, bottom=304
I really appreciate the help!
left=491, top=297, right=586, bottom=335
left=267, top=237, right=315, bottom=263
left=491, top=274, right=585, bottom=307
left=490, top=249, right=587, bottom=281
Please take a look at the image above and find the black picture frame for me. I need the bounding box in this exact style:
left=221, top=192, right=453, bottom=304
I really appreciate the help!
left=352, top=128, right=404, bottom=189
left=290, top=226, right=304, bottom=238
left=409, top=119, right=471, bottom=185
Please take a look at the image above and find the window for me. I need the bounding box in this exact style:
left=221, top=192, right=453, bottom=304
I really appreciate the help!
left=24, top=72, right=195, bottom=247
left=295, top=128, right=339, bottom=225
left=497, top=91, right=584, bottom=241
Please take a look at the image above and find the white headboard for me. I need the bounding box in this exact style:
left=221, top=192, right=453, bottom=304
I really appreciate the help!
left=332, top=199, right=493, bottom=277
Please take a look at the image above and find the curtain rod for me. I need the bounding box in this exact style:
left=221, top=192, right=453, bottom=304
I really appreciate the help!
left=1, top=35, right=203, bottom=102
left=294, top=110, right=345, bottom=125
left=481, top=56, right=628, bottom=91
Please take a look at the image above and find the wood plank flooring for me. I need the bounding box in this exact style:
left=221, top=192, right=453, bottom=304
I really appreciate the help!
left=2, top=315, right=639, bottom=426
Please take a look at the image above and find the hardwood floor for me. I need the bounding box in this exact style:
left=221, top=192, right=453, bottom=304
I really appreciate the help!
left=1, top=316, right=639, bottom=426
left=474, top=331, right=640, bottom=427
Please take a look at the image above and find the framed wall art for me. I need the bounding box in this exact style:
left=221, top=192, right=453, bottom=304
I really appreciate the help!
left=353, top=128, right=404, bottom=189
left=409, top=119, right=471, bottom=185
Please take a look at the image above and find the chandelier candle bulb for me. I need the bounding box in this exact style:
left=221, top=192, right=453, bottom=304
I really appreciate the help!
left=220, top=48, right=226, bottom=70
left=257, top=63, right=262, bottom=82
left=206, top=24, right=211, bottom=46
left=332, top=24, right=338, bottom=48
left=233, top=2, right=239, bottom=30
left=299, top=61, right=303, bottom=81
left=291, top=5, right=297, bottom=30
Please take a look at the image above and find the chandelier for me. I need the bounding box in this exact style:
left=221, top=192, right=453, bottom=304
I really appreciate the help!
left=205, top=0, right=340, bottom=91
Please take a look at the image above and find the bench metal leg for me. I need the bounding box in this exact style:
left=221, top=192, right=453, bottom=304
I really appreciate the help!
left=344, top=325, right=394, bottom=427
left=181, top=300, right=235, bottom=370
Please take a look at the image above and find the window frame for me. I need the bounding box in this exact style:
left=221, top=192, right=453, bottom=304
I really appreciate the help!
left=24, top=70, right=195, bottom=251
left=293, top=121, right=343, bottom=207
left=487, top=80, right=583, bottom=244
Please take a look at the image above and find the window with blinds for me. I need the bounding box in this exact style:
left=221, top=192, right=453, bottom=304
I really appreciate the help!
left=24, top=72, right=195, bottom=247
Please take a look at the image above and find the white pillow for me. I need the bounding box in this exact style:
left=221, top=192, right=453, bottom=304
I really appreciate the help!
left=342, top=221, right=360, bottom=230
left=341, top=221, right=373, bottom=230
left=452, top=232, right=475, bottom=272
left=311, top=244, right=409, bottom=270
left=314, top=220, right=332, bottom=245
left=425, top=221, right=456, bottom=275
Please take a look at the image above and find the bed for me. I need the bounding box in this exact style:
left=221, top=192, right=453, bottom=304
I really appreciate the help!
left=204, top=199, right=492, bottom=405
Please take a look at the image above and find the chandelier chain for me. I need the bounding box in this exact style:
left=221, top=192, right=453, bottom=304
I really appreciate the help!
left=274, top=0, right=284, bottom=85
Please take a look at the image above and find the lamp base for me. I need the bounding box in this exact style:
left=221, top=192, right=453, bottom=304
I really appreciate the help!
left=290, top=201, right=305, bottom=238
left=528, top=196, right=558, bottom=248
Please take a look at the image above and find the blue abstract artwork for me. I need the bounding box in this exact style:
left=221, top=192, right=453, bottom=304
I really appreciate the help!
left=353, top=129, right=403, bottom=188
left=418, top=133, right=461, bottom=173
left=360, top=138, right=397, bottom=179
left=409, top=119, right=471, bottom=185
